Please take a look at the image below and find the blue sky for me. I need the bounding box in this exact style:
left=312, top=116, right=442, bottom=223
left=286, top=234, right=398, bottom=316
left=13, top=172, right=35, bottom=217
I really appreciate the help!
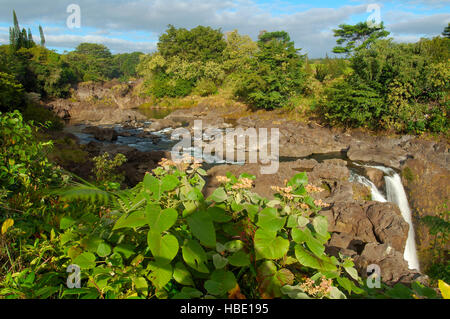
left=0, top=0, right=448, bottom=57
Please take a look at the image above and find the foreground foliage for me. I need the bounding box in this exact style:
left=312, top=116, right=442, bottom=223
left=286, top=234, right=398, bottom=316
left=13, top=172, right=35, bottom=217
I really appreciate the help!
left=0, top=112, right=447, bottom=299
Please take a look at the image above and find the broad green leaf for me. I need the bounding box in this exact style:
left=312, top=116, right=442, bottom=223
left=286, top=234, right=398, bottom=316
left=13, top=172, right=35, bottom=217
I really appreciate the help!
left=257, top=207, right=286, bottom=232
left=146, top=205, right=178, bottom=233
left=329, top=286, right=347, bottom=299
left=204, top=270, right=237, bottom=296
left=212, top=254, right=228, bottom=269
left=182, top=240, right=209, bottom=273
left=207, top=206, right=232, bottom=223
left=337, top=276, right=352, bottom=294
left=113, top=210, right=147, bottom=230
left=411, top=282, right=437, bottom=299
left=289, top=173, right=308, bottom=187
left=173, top=287, right=203, bottom=299
left=257, top=261, right=294, bottom=298
left=187, top=210, right=216, bottom=248
left=254, top=229, right=289, bottom=260
left=113, top=244, right=136, bottom=259
left=147, top=261, right=173, bottom=290
left=143, top=174, right=161, bottom=200
left=224, top=240, right=244, bottom=253
left=161, top=175, right=179, bottom=192
left=344, top=266, right=359, bottom=281
left=60, top=216, right=75, bottom=230
left=132, top=276, right=148, bottom=293
left=173, top=262, right=194, bottom=286
left=209, top=187, right=227, bottom=203
left=281, top=285, right=312, bottom=299
left=292, top=227, right=325, bottom=257
left=81, top=236, right=103, bottom=253
left=96, top=242, right=112, bottom=258
left=313, top=216, right=329, bottom=237
left=147, top=231, right=179, bottom=265
left=295, top=244, right=336, bottom=272
left=228, top=250, right=250, bottom=267
left=73, top=252, right=96, bottom=269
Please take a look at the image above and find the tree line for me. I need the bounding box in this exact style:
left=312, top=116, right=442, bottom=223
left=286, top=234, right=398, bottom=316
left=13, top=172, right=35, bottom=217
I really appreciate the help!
left=1, top=10, right=449, bottom=134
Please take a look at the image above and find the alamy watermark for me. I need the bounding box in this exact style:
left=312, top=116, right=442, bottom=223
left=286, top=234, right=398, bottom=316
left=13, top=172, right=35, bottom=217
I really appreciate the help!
left=67, top=264, right=81, bottom=288
left=67, top=4, right=81, bottom=29
left=367, top=4, right=382, bottom=28
left=366, top=264, right=381, bottom=288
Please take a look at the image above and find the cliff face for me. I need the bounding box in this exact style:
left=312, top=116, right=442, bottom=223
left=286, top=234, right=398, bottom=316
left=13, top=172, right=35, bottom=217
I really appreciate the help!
left=47, top=79, right=149, bottom=125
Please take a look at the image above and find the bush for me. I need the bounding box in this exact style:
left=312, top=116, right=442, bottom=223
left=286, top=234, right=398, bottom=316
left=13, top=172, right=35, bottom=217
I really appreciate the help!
left=0, top=110, right=60, bottom=194
left=151, top=76, right=194, bottom=98
left=320, top=79, right=384, bottom=128
left=193, top=78, right=218, bottom=97
left=235, top=31, right=305, bottom=109
left=0, top=71, right=25, bottom=112
left=321, top=39, right=449, bottom=133
left=22, top=104, right=63, bottom=131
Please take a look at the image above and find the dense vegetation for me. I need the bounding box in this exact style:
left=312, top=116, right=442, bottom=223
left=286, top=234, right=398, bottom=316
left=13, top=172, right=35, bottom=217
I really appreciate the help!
left=0, top=11, right=449, bottom=299
left=1, top=113, right=448, bottom=299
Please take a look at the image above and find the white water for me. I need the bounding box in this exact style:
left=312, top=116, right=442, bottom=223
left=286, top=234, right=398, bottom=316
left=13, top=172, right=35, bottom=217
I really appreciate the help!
left=352, top=165, right=420, bottom=271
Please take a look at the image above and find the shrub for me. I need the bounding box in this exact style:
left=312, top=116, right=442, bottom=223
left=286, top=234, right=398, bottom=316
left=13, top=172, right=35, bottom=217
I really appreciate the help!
left=0, top=71, right=25, bottom=112
left=193, top=79, right=218, bottom=97
left=320, top=79, right=384, bottom=128
left=0, top=110, right=60, bottom=194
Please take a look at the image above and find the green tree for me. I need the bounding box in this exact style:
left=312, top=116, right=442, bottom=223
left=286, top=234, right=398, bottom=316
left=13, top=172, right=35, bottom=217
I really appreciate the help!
left=0, top=71, right=25, bottom=112
left=64, top=43, right=115, bottom=82
left=235, top=31, right=305, bottom=109
left=443, top=23, right=450, bottom=39
left=158, top=25, right=226, bottom=63
left=39, top=25, right=45, bottom=47
left=113, top=52, right=143, bottom=80
left=333, top=22, right=390, bottom=56
left=8, top=10, right=35, bottom=52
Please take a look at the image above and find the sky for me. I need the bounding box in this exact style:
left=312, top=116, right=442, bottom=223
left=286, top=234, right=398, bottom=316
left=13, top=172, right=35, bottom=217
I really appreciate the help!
left=0, top=0, right=449, bottom=58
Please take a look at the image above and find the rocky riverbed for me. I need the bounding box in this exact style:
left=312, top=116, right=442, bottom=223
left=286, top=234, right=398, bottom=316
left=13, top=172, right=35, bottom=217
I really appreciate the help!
left=48, top=84, right=449, bottom=285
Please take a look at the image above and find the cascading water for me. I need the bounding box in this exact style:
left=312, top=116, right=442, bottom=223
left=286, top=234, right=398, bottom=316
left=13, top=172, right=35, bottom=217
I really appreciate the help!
left=350, top=172, right=387, bottom=203
left=352, top=165, right=420, bottom=271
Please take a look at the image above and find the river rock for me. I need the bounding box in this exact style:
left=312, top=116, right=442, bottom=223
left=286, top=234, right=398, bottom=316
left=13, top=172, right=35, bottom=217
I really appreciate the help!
left=347, top=140, right=408, bottom=169
left=353, top=243, right=423, bottom=286
left=363, top=167, right=385, bottom=190
left=82, top=126, right=118, bottom=142
left=147, top=119, right=181, bottom=132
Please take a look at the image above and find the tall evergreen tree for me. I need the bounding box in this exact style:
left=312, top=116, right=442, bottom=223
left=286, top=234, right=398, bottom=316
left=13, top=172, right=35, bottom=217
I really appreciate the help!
left=27, top=28, right=35, bottom=47
left=443, top=23, right=450, bottom=39
left=39, top=25, right=45, bottom=47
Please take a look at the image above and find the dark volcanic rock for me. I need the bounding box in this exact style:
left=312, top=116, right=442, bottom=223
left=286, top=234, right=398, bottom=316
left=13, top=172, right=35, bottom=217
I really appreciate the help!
left=82, top=126, right=118, bottom=142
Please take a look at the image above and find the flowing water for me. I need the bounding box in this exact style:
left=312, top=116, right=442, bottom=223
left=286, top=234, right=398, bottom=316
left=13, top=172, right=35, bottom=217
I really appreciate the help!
left=352, top=165, right=420, bottom=271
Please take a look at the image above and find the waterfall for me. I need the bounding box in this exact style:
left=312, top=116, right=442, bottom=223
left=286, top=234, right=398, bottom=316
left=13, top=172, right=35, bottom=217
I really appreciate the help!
left=384, top=173, right=420, bottom=271
left=350, top=172, right=387, bottom=203
left=352, top=165, right=420, bottom=271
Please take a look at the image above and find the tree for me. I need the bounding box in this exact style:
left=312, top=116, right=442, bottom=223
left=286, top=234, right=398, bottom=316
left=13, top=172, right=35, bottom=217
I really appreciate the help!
left=443, top=23, right=450, bottom=39
left=157, top=25, right=226, bottom=63
left=235, top=31, right=305, bottom=109
left=332, top=22, right=390, bottom=56
left=64, top=43, right=115, bottom=82
left=9, top=11, right=37, bottom=51
left=39, top=25, right=45, bottom=47
left=113, top=52, right=143, bottom=80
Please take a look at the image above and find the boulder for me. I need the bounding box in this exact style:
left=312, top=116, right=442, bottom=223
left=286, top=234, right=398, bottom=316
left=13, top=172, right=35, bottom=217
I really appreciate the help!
left=364, top=167, right=385, bottom=190
left=147, top=119, right=181, bottom=132
left=347, top=141, right=408, bottom=169
left=82, top=126, right=118, bottom=142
